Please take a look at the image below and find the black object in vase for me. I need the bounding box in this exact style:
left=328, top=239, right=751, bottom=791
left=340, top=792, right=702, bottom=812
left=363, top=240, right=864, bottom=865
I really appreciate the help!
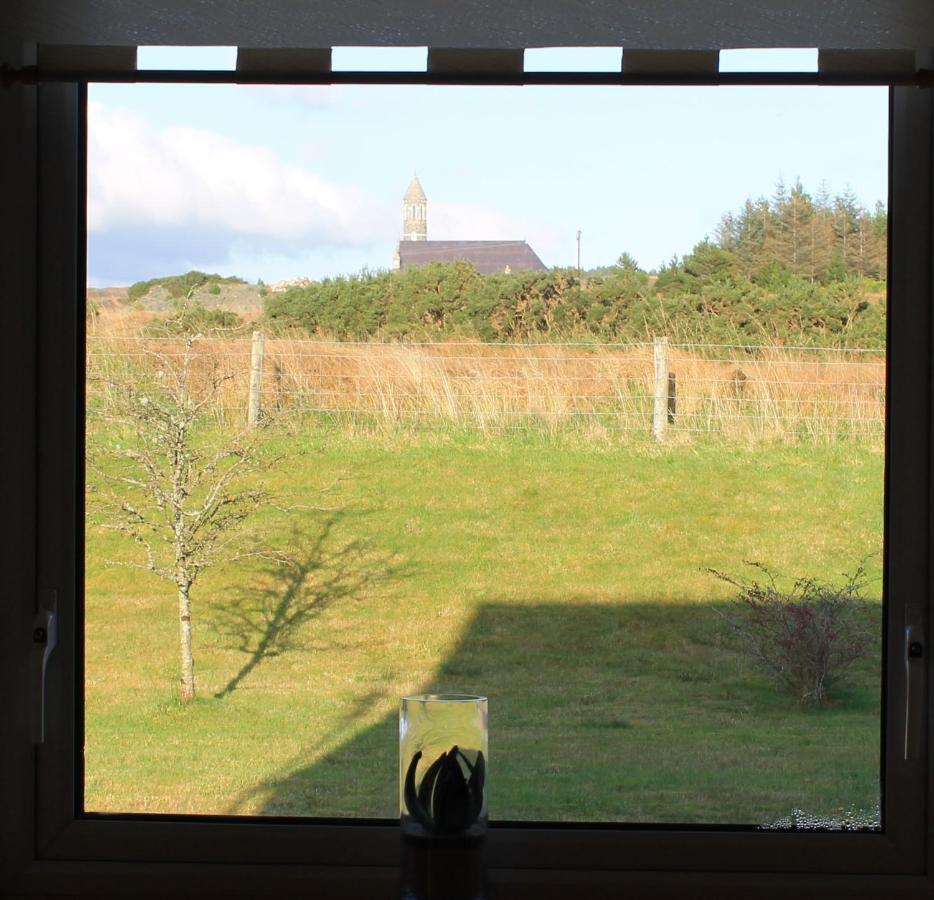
left=404, top=745, right=486, bottom=837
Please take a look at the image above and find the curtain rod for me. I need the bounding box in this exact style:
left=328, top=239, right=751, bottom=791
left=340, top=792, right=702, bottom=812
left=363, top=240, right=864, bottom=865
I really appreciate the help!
left=3, top=65, right=933, bottom=87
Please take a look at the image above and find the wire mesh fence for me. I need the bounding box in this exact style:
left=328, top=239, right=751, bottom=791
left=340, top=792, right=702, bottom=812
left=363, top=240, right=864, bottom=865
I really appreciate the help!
left=86, top=334, right=886, bottom=442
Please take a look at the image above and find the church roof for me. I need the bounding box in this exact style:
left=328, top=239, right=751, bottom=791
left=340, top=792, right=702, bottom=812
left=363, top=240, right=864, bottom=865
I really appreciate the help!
left=397, top=240, right=547, bottom=275
left=403, top=175, right=427, bottom=202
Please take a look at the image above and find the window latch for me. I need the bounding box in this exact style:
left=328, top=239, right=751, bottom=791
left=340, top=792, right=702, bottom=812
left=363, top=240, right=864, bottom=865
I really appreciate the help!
left=904, top=623, right=925, bottom=761
left=30, top=589, right=58, bottom=744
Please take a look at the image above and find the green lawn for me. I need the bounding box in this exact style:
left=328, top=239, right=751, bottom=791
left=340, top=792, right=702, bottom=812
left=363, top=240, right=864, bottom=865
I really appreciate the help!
left=85, top=428, right=884, bottom=826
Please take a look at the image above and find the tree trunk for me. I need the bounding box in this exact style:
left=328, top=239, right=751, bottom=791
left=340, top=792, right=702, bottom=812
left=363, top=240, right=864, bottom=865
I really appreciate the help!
left=178, top=581, right=195, bottom=701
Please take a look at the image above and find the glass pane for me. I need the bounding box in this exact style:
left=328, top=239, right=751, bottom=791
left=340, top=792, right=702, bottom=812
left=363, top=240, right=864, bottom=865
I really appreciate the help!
left=84, top=82, right=886, bottom=827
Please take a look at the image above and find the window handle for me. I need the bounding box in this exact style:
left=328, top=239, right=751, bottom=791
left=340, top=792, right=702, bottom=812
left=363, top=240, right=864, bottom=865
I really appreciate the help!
left=30, top=589, right=58, bottom=744
left=904, top=623, right=925, bottom=761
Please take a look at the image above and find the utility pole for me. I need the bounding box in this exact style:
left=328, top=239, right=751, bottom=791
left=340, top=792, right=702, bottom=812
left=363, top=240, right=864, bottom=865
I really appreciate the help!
left=576, top=229, right=582, bottom=284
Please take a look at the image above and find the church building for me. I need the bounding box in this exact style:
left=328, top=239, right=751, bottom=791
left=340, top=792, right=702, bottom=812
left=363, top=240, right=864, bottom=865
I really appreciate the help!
left=393, top=175, right=547, bottom=275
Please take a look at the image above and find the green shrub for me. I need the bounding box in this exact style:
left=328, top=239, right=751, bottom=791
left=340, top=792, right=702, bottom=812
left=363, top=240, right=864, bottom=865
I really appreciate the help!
left=261, top=258, right=885, bottom=349
left=128, top=271, right=245, bottom=303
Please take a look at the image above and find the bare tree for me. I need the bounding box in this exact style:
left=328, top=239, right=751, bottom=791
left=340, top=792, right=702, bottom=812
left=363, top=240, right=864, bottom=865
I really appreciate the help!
left=88, top=320, right=281, bottom=701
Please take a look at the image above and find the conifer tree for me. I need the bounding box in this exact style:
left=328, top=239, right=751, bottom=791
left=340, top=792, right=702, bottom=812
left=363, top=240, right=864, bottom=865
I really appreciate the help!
left=809, top=208, right=836, bottom=282
left=768, top=179, right=814, bottom=276
left=715, top=213, right=737, bottom=253
left=730, top=198, right=771, bottom=276
left=864, top=201, right=888, bottom=279
left=833, top=188, right=862, bottom=273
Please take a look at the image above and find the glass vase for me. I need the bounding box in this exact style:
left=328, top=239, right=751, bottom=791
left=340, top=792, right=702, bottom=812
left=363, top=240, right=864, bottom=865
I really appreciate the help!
left=399, top=693, right=488, bottom=841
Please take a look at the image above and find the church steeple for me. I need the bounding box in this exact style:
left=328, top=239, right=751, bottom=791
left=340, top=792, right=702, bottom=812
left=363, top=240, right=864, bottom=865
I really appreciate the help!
left=403, top=175, right=427, bottom=241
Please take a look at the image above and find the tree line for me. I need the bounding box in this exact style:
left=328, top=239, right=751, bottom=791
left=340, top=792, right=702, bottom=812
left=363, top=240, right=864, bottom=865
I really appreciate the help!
left=713, top=179, right=886, bottom=283
left=263, top=258, right=884, bottom=349
left=264, top=179, right=886, bottom=349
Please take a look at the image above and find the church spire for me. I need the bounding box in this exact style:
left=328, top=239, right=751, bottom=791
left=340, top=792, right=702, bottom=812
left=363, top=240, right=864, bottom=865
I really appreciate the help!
left=403, top=174, right=427, bottom=241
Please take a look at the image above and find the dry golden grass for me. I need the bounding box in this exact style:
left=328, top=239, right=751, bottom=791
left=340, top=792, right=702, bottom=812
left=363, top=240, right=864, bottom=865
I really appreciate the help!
left=86, top=321, right=885, bottom=443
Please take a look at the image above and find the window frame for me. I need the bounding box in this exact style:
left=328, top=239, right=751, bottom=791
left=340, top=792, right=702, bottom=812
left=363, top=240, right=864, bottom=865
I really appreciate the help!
left=3, top=54, right=933, bottom=900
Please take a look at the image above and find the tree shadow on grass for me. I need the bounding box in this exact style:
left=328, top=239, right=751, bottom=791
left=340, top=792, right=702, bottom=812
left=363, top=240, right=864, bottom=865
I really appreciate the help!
left=235, top=599, right=881, bottom=824
left=211, top=515, right=402, bottom=699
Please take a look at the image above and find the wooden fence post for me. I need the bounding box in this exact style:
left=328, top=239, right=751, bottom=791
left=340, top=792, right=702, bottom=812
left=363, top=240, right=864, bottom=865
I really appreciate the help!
left=652, top=336, right=670, bottom=441
left=247, top=330, right=265, bottom=428
left=273, top=359, right=283, bottom=411
left=667, top=371, right=677, bottom=424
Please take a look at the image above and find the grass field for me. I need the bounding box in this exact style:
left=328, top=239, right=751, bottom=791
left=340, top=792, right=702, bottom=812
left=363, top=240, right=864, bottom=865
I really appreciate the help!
left=85, top=426, right=884, bottom=826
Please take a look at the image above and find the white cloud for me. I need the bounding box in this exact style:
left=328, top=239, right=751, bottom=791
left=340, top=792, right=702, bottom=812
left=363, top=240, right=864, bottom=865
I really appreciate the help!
left=87, top=100, right=393, bottom=246
left=86, top=100, right=565, bottom=281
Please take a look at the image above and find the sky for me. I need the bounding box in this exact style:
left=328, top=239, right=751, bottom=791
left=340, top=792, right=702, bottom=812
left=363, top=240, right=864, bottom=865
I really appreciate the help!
left=87, top=48, right=889, bottom=286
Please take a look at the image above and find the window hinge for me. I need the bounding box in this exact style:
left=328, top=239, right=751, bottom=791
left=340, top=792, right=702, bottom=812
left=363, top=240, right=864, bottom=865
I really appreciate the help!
left=30, top=589, right=58, bottom=744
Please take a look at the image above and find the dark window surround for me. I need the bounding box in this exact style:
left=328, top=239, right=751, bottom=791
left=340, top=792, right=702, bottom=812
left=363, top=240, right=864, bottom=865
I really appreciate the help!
left=2, top=47, right=933, bottom=900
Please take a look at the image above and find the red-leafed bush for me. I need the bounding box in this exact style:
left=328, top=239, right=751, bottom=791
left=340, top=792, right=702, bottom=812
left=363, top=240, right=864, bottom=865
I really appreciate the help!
left=709, top=562, right=877, bottom=706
